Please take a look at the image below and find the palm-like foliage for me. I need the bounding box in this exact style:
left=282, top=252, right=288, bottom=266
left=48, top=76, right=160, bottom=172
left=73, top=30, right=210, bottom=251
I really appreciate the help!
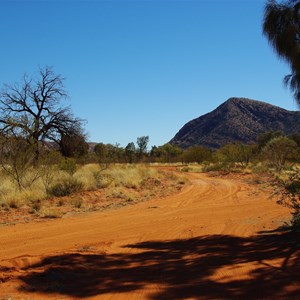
left=263, top=0, right=300, bottom=103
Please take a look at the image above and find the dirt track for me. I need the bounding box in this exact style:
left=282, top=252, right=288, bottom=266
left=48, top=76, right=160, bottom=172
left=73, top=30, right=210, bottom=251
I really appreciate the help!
left=0, top=172, right=299, bottom=299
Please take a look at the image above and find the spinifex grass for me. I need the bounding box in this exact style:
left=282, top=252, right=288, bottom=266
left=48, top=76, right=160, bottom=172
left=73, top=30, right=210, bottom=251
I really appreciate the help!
left=0, top=164, right=185, bottom=222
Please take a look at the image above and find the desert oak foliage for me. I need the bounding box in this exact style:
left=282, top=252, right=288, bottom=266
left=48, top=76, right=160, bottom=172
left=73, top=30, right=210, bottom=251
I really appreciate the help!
left=263, top=0, right=300, bottom=103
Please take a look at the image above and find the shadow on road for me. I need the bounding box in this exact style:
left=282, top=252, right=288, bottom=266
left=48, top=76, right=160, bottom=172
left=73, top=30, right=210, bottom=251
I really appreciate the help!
left=18, top=232, right=300, bottom=299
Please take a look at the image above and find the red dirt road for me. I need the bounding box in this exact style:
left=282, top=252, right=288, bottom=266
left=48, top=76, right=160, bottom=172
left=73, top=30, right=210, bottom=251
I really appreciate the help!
left=0, top=172, right=299, bottom=299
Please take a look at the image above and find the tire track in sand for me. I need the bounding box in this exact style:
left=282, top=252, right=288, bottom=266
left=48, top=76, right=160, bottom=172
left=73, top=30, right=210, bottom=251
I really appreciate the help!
left=0, top=171, right=294, bottom=299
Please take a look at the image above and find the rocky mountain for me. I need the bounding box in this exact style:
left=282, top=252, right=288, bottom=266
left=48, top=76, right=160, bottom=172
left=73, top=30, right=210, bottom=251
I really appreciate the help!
left=170, top=97, right=300, bottom=149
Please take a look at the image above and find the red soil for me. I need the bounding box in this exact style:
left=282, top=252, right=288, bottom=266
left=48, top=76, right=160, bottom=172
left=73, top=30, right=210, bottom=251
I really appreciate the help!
left=0, top=171, right=299, bottom=299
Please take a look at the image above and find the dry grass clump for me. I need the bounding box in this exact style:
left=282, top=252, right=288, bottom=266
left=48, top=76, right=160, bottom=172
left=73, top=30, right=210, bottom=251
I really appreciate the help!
left=105, top=164, right=161, bottom=189
left=178, top=164, right=203, bottom=173
left=0, top=174, right=46, bottom=209
left=178, top=162, right=270, bottom=176
left=102, top=165, right=165, bottom=203
left=39, top=207, right=63, bottom=218
left=0, top=163, right=186, bottom=223
left=47, top=178, right=84, bottom=197
left=106, top=186, right=137, bottom=203
left=74, top=164, right=100, bottom=190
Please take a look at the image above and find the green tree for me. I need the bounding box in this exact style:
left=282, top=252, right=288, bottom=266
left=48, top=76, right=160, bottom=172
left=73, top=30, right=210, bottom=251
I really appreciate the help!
left=137, top=136, right=149, bottom=160
left=94, top=143, right=125, bottom=164
left=59, top=132, right=89, bottom=158
left=94, top=143, right=108, bottom=163
left=150, top=145, right=160, bottom=162
left=215, top=143, right=256, bottom=166
left=125, top=142, right=136, bottom=163
left=106, top=143, right=125, bottom=163
left=262, top=136, right=298, bottom=169
left=59, top=157, right=77, bottom=176
left=257, top=131, right=283, bottom=150
left=165, top=143, right=182, bottom=163
left=150, top=143, right=182, bottom=163
left=263, top=0, right=300, bottom=103
left=289, top=133, right=300, bottom=148
left=182, top=146, right=212, bottom=164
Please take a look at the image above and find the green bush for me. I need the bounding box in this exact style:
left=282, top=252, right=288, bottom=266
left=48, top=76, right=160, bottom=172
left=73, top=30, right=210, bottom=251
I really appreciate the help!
left=59, top=158, right=77, bottom=176
left=276, top=168, right=300, bottom=231
left=251, top=163, right=270, bottom=174
left=47, top=178, right=83, bottom=197
left=286, top=181, right=300, bottom=194
left=262, top=136, right=298, bottom=170
left=182, top=146, right=212, bottom=164
left=291, top=212, right=300, bottom=231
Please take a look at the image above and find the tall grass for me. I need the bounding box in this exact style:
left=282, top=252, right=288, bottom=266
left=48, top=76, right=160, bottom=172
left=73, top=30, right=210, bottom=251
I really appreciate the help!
left=0, top=163, right=175, bottom=214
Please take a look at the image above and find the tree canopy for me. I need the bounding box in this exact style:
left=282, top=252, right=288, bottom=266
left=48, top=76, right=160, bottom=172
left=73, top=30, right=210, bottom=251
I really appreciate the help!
left=263, top=0, right=300, bottom=103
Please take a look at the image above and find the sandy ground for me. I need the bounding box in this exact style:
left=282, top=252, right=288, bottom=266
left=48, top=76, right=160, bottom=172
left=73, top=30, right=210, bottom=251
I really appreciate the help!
left=0, top=171, right=299, bottom=299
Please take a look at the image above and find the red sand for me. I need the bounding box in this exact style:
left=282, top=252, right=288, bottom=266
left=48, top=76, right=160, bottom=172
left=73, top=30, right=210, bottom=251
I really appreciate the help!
left=0, top=172, right=299, bottom=299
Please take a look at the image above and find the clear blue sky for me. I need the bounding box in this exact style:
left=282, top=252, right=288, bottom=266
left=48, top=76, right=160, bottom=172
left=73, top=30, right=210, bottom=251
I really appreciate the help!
left=0, top=0, right=297, bottom=147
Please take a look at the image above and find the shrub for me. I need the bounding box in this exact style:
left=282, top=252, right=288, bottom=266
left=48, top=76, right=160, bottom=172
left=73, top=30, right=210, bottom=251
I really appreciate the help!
left=182, top=146, right=212, bottom=164
left=0, top=137, right=37, bottom=190
left=285, top=180, right=300, bottom=194
left=39, top=164, right=59, bottom=191
left=251, top=163, right=270, bottom=174
left=93, top=171, right=113, bottom=188
left=276, top=168, right=300, bottom=231
left=47, top=178, right=83, bottom=197
left=107, top=187, right=136, bottom=202
left=291, top=212, right=300, bottom=231
left=214, top=143, right=256, bottom=166
left=262, top=136, right=298, bottom=170
left=59, top=158, right=77, bottom=176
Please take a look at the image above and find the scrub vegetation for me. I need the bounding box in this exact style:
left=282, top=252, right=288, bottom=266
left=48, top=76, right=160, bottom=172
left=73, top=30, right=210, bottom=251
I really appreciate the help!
left=0, top=67, right=299, bottom=231
left=0, top=161, right=186, bottom=225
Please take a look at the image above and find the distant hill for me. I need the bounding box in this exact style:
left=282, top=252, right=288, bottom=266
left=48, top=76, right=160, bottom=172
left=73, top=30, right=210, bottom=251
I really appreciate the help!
left=169, top=97, right=300, bottom=149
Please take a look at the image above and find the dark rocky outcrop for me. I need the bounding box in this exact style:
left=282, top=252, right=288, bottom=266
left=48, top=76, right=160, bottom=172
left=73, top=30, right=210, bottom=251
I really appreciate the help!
left=170, top=97, right=300, bottom=149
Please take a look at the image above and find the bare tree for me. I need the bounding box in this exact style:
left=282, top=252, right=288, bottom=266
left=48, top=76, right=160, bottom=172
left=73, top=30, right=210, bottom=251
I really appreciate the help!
left=0, top=66, right=85, bottom=160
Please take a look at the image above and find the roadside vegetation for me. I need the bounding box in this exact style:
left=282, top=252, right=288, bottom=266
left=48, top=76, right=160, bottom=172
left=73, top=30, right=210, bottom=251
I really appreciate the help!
left=262, top=0, right=300, bottom=231
left=0, top=67, right=186, bottom=225
left=174, top=131, right=300, bottom=231
left=0, top=66, right=299, bottom=231
left=1, top=123, right=299, bottom=230
left=0, top=160, right=186, bottom=225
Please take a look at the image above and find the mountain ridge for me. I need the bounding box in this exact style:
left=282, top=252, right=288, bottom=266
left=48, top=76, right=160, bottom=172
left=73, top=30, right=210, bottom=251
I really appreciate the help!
left=169, top=97, right=300, bottom=149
